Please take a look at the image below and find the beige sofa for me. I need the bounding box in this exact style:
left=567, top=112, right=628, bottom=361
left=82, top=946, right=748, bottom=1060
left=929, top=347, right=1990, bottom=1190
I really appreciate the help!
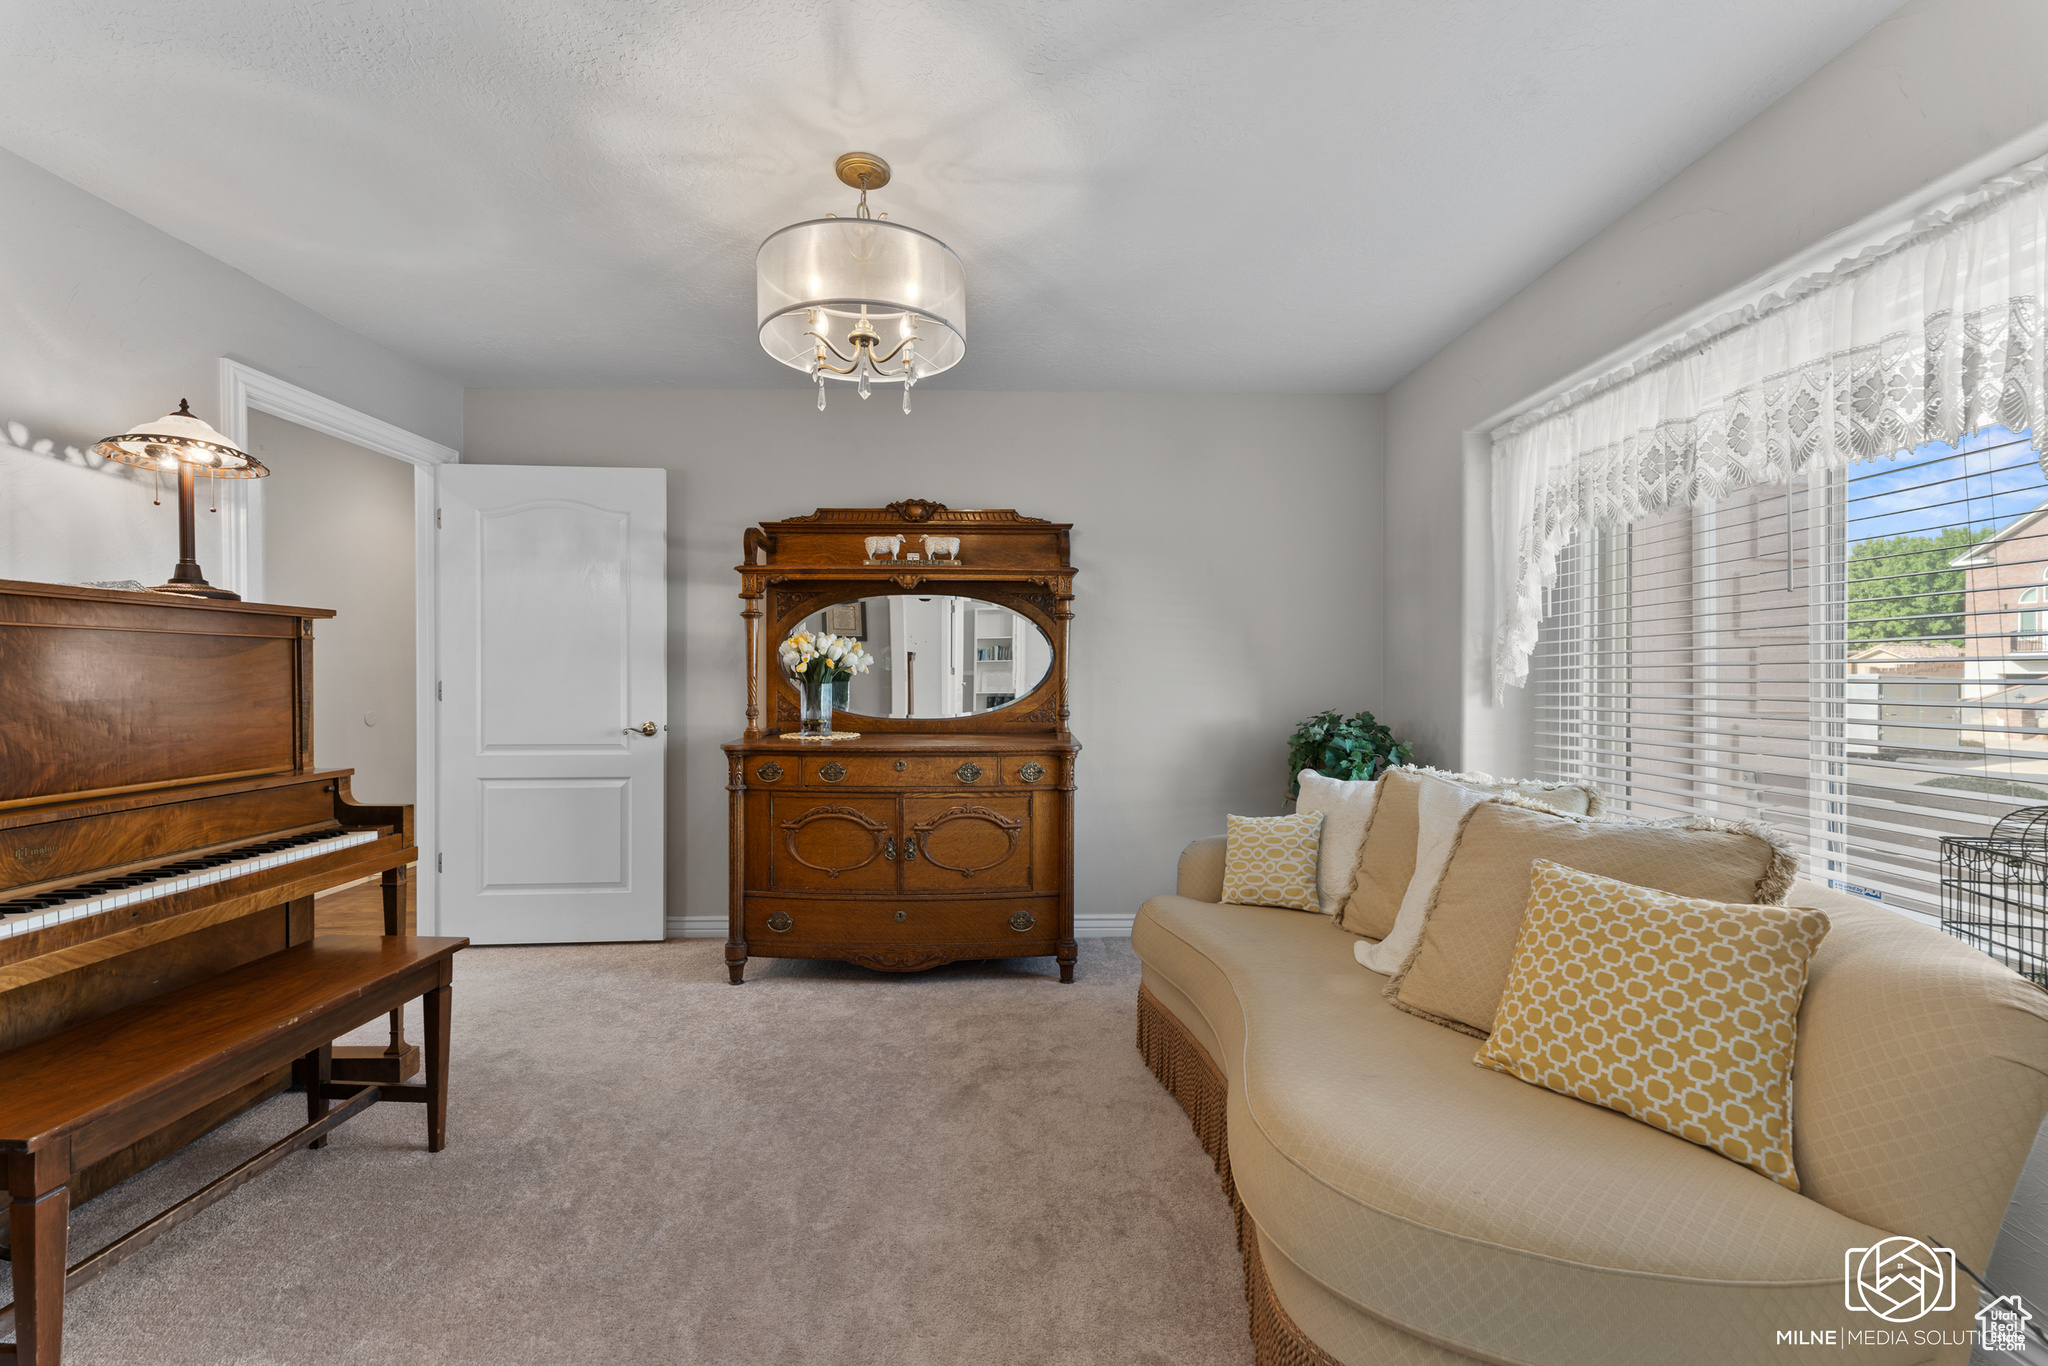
left=1134, top=836, right=2048, bottom=1366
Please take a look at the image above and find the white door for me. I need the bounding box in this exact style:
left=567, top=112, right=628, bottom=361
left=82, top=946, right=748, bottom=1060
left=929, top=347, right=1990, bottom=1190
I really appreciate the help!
left=436, top=464, right=667, bottom=943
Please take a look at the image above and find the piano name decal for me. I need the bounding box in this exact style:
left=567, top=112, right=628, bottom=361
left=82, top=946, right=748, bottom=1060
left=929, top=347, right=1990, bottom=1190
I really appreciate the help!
left=12, top=845, right=57, bottom=866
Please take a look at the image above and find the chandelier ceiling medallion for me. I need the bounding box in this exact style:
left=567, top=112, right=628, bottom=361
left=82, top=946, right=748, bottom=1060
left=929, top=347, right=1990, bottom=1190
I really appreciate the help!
left=756, top=152, right=966, bottom=414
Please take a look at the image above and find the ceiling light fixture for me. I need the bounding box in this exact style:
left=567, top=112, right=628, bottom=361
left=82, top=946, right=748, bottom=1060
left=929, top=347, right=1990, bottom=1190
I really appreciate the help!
left=756, top=153, right=966, bottom=414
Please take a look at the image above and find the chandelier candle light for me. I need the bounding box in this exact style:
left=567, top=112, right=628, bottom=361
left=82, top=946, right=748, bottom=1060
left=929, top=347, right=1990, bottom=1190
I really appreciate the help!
left=90, top=400, right=268, bottom=600
left=779, top=631, right=874, bottom=738
left=756, top=153, right=967, bottom=414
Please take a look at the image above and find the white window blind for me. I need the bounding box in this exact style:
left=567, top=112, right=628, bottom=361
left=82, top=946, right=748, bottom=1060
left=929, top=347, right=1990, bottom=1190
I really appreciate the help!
left=1535, top=429, right=2048, bottom=922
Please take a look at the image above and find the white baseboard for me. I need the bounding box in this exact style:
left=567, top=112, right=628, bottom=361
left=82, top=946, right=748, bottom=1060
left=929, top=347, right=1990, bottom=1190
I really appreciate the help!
left=668, top=915, right=728, bottom=938
left=1073, top=913, right=1134, bottom=938
left=666, top=913, right=1134, bottom=939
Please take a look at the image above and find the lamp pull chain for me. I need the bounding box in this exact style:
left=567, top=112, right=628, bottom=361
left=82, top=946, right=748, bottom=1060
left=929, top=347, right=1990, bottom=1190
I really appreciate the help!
left=151, top=465, right=162, bottom=507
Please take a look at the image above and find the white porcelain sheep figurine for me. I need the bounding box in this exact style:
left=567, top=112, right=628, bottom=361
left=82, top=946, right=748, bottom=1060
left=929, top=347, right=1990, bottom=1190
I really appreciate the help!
left=921, top=535, right=961, bottom=562
left=865, top=534, right=906, bottom=561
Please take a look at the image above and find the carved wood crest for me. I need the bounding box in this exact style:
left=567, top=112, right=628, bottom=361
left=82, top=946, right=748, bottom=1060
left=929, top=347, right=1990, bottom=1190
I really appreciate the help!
left=845, top=948, right=957, bottom=972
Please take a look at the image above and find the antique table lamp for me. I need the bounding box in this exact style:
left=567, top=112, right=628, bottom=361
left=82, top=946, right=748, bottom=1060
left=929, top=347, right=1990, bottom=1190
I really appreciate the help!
left=91, top=399, right=268, bottom=600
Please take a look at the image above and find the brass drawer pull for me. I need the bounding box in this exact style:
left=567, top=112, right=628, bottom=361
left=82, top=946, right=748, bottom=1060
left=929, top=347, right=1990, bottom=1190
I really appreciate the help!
left=1009, top=910, right=1037, bottom=932
left=883, top=836, right=896, bottom=861
left=767, top=910, right=794, bottom=933
left=819, top=761, right=848, bottom=783
left=756, top=761, right=784, bottom=783
left=956, top=762, right=983, bottom=784
left=903, top=836, right=918, bottom=861
left=1019, top=762, right=1045, bottom=783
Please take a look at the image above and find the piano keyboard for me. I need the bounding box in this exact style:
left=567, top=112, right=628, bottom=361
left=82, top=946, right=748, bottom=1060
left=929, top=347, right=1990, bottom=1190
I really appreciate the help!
left=0, top=829, right=381, bottom=939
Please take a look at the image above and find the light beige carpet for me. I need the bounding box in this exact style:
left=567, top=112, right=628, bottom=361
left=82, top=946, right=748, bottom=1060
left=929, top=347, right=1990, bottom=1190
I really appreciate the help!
left=4, top=939, right=1252, bottom=1365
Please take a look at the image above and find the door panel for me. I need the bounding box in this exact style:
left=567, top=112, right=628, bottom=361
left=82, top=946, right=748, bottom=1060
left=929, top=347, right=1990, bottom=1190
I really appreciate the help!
left=768, top=794, right=898, bottom=893
left=902, top=795, right=1033, bottom=892
left=437, top=465, right=666, bottom=943
left=477, top=502, right=631, bottom=752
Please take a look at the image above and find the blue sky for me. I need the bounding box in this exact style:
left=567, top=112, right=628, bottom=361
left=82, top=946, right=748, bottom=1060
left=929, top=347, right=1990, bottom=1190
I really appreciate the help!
left=1847, top=426, right=2044, bottom=546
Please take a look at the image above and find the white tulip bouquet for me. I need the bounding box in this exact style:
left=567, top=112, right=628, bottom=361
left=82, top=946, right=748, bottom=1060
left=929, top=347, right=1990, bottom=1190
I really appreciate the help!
left=780, top=631, right=874, bottom=691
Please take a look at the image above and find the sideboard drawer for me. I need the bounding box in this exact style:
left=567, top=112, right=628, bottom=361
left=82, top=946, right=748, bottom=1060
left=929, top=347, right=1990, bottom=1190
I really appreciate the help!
left=799, top=755, right=1007, bottom=788
left=745, top=895, right=1059, bottom=953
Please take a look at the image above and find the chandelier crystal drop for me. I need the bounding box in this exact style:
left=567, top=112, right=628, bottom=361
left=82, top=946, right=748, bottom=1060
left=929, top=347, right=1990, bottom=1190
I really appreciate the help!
left=756, top=153, right=966, bottom=415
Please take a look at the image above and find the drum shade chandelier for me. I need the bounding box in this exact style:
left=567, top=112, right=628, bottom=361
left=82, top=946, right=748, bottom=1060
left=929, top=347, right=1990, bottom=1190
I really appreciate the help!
left=756, top=152, right=966, bottom=414
left=92, top=399, right=268, bottom=600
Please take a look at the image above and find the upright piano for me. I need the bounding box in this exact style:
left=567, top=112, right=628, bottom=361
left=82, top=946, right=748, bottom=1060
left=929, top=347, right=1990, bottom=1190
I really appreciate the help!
left=0, top=578, right=420, bottom=1212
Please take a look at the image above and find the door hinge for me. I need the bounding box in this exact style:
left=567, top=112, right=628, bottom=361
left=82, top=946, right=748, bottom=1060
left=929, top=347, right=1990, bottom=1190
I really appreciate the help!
left=436, top=507, right=442, bottom=528
left=437, top=852, right=443, bottom=873
left=437, top=680, right=443, bottom=701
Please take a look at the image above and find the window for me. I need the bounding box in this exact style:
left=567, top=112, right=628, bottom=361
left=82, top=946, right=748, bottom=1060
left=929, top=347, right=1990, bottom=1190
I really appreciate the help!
left=1534, top=428, right=2047, bottom=923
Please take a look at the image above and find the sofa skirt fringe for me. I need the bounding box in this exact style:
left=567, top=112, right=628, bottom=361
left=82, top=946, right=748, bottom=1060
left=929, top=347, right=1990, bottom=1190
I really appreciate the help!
left=1137, top=983, right=1343, bottom=1366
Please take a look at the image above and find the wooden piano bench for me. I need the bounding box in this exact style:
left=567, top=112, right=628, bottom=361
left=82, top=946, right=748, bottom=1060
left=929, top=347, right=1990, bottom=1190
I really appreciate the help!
left=0, top=934, right=467, bottom=1365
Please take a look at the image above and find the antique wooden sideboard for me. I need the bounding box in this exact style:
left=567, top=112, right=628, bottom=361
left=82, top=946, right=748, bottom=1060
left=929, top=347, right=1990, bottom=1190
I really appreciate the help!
left=722, top=501, right=1079, bottom=983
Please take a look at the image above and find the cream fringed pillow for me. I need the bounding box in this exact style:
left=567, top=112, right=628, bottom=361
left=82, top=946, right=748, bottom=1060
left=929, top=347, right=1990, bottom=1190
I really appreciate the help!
left=1477, top=860, right=1830, bottom=1190
left=1387, top=800, right=1796, bottom=1036
left=1221, top=811, right=1325, bottom=912
left=1295, top=770, right=1378, bottom=916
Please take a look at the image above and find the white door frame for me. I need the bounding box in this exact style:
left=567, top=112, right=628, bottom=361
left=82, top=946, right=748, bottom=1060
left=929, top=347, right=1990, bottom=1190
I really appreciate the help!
left=214, top=358, right=459, bottom=934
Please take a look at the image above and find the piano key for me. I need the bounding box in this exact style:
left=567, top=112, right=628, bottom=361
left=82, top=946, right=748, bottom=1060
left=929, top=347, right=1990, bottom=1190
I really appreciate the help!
left=0, top=830, right=383, bottom=937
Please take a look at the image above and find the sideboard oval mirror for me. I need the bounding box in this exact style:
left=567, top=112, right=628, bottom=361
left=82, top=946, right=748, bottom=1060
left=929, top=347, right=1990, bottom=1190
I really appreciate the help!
left=787, top=594, right=1053, bottom=719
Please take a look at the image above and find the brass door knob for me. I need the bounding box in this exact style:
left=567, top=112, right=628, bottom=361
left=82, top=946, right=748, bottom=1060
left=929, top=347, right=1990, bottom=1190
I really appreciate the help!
left=625, top=722, right=658, bottom=736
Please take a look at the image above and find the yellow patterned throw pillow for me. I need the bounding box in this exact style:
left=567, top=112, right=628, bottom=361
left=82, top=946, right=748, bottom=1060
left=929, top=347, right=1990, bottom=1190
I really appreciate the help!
left=1220, top=812, right=1325, bottom=912
left=1476, top=860, right=1829, bottom=1190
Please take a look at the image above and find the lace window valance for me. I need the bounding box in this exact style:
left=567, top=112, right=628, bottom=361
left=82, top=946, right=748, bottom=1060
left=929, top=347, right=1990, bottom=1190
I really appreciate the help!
left=1490, top=154, right=2048, bottom=699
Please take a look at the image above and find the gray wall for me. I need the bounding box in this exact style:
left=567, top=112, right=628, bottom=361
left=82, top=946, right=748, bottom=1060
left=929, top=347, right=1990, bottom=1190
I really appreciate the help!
left=1379, top=0, right=2048, bottom=776
left=0, top=145, right=459, bottom=588
left=252, top=412, right=417, bottom=805
left=462, top=388, right=1385, bottom=932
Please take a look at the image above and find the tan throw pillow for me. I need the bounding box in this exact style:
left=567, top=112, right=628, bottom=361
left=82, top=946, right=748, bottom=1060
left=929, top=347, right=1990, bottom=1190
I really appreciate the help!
left=1335, top=767, right=1603, bottom=940
left=1387, top=800, right=1796, bottom=1036
left=1295, top=770, right=1378, bottom=916
left=1477, top=860, right=1830, bottom=1190
left=1335, top=769, right=1421, bottom=939
left=1220, top=811, right=1325, bottom=912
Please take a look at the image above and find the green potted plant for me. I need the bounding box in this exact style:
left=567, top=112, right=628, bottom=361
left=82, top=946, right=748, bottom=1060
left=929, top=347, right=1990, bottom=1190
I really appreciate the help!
left=1286, top=709, right=1411, bottom=799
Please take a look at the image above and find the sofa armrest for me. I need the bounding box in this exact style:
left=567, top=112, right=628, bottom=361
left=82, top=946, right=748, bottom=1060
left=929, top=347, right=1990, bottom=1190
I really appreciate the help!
left=1177, top=836, right=1227, bottom=902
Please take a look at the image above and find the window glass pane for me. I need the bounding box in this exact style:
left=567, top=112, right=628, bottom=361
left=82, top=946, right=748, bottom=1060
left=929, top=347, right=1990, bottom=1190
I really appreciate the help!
left=1534, top=426, right=2044, bottom=925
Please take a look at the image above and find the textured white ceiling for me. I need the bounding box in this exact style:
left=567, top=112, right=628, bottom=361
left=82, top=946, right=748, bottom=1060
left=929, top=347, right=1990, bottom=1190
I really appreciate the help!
left=0, top=1, right=1899, bottom=391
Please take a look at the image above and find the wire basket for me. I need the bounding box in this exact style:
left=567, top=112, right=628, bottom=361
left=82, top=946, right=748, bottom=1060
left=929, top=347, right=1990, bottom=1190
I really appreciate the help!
left=1940, top=806, right=2048, bottom=987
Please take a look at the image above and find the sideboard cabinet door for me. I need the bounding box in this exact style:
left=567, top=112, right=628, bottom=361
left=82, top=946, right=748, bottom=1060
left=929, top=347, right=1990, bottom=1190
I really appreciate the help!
left=767, top=794, right=899, bottom=893
left=901, top=795, right=1034, bottom=893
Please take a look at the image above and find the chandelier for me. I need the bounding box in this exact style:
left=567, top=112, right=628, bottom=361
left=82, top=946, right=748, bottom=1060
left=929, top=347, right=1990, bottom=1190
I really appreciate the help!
left=756, top=153, right=966, bottom=414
